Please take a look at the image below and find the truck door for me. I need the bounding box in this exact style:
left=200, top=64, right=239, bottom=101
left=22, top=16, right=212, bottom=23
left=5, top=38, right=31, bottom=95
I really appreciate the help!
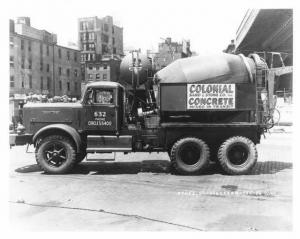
left=84, top=87, right=118, bottom=132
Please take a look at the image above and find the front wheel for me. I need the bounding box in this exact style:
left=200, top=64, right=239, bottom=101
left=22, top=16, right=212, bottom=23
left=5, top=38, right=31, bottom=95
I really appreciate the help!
left=35, top=135, right=77, bottom=174
left=217, top=136, right=257, bottom=175
left=170, top=137, right=210, bottom=175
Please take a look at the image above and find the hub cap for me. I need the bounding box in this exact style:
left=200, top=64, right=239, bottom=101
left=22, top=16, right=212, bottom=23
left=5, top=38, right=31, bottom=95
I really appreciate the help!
left=179, top=143, right=201, bottom=165
left=227, top=144, right=249, bottom=166
left=43, top=142, right=67, bottom=167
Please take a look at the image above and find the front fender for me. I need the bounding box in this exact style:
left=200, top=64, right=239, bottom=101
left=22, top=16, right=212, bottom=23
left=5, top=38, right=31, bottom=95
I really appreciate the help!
left=32, top=124, right=82, bottom=153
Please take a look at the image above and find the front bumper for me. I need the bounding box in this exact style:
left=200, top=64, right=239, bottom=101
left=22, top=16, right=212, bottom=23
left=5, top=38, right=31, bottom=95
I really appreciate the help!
left=9, top=133, right=33, bottom=146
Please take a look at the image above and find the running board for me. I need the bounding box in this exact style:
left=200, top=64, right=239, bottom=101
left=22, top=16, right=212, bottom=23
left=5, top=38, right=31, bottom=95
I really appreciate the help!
left=86, top=148, right=132, bottom=153
left=86, top=135, right=132, bottom=153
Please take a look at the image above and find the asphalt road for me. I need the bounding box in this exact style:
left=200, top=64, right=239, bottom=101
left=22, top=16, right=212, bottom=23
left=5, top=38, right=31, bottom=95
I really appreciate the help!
left=9, top=132, right=293, bottom=231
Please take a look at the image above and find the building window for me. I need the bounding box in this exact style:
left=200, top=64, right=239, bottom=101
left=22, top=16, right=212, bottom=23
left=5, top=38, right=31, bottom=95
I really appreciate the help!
left=112, top=37, right=115, bottom=45
left=28, top=41, right=31, bottom=51
left=102, top=44, right=108, bottom=54
left=21, top=57, right=25, bottom=69
left=40, top=43, right=43, bottom=55
left=46, top=45, right=49, bottom=56
left=88, top=32, right=94, bottom=40
left=59, top=81, right=62, bottom=90
left=113, top=47, right=116, bottom=54
left=58, top=48, right=61, bottom=58
left=89, top=43, right=95, bottom=50
left=88, top=65, right=93, bottom=70
left=10, top=56, right=14, bottom=68
left=96, top=74, right=100, bottom=80
left=81, top=33, right=86, bottom=41
left=47, top=77, right=51, bottom=90
left=29, top=75, right=32, bottom=89
left=74, top=69, right=78, bottom=77
left=28, top=58, right=32, bottom=69
left=22, top=80, right=24, bottom=88
left=112, top=26, right=114, bottom=34
left=58, top=67, right=62, bottom=75
left=40, top=61, right=43, bottom=71
left=88, top=74, right=93, bottom=80
left=67, top=69, right=70, bottom=77
left=10, top=76, right=14, bottom=88
left=75, top=82, right=78, bottom=91
left=21, top=39, right=24, bottom=50
left=67, top=51, right=70, bottom=61
left=47, top=64, right=50, bottom=72
left=81, top=21, right=94, bottom=30
left=104, top=23, right=108, bottom=32
left=103, top=65, right=107, bottom=70
left=67, top=82, right=70, bottom=91
left=101, top=34, right=109, bottom=43
left=74, top=52, right=77, bottom=62
left=40, top=77, right=43, bottom=90
left=103, top=74, right=107, bottom=80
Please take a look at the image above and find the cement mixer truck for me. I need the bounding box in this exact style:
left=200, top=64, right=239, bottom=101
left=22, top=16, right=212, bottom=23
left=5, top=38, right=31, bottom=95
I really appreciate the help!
left=10, top=52, right=272, bottom=175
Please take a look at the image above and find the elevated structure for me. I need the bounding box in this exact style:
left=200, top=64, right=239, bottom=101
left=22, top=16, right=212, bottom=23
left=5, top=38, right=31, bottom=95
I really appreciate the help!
left=235, top=9, right=293, bottom=97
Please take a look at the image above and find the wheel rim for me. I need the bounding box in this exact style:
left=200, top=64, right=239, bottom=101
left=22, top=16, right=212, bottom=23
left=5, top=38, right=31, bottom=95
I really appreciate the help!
left=43, top=142, right=67, bottom=167
left=178, top=143, right=201, bottom=165
left=227, top=143, right=249, bottom=166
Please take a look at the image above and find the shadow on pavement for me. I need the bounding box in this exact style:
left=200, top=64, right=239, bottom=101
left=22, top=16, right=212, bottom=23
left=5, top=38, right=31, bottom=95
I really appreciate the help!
left=72, top=160, right=170, bottom=175
left=15, top=164, right=42, bottom=173
left=14, top=160, right=292, bottom=176
left=249, top=161, right=292, bottom=175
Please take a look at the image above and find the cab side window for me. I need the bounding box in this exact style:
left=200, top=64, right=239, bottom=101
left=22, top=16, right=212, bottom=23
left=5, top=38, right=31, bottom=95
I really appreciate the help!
left=94, top=89, right=114, bottom=104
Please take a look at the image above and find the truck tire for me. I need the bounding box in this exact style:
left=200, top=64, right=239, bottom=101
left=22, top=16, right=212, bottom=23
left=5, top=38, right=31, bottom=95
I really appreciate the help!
left=170, top=137, right=210, bottom=175
left=35, top=135, right=76, bottom=174
left=217, top=136, right=257, bottom=175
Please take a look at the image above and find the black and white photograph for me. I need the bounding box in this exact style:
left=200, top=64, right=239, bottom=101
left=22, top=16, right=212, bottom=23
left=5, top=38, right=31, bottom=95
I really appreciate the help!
left=2, top=0, right=297, bottom=233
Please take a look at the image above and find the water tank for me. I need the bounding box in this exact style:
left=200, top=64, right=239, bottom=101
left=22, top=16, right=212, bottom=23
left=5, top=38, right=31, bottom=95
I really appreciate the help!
left=120, top=53, right=152, bottom=86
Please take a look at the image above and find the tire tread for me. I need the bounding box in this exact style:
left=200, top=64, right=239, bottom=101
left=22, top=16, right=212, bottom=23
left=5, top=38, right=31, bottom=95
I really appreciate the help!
left=217, top=136, right=257, bottom=175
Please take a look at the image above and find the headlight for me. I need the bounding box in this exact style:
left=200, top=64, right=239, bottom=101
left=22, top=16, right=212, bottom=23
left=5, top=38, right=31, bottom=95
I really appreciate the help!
left=16, top=123, right=26, bottom=135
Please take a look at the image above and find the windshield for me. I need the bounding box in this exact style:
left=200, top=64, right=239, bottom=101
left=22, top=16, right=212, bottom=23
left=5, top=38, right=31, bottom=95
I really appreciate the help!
left=80, top=84, right=89, bottom=103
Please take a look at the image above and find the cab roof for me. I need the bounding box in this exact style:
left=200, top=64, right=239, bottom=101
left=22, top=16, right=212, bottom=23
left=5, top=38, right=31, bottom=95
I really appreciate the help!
left=85, top=81, right=124, bottom=89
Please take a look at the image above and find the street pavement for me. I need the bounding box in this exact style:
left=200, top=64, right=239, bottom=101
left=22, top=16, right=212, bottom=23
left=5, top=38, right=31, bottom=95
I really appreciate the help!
left=9, top=132, right=293, bottom=231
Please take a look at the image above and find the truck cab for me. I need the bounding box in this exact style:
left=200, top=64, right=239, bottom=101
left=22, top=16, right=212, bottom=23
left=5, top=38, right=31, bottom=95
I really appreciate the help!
left=81, top=82, right=125, bottom=134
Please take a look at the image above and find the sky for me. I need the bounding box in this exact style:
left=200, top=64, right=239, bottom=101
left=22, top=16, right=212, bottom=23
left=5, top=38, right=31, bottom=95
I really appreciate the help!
left=7, top=0, right=249, bottom=55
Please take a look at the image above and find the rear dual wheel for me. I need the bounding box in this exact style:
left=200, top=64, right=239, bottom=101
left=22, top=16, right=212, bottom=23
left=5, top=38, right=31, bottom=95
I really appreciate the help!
left=217, top=136, right=257, bottom=175
left=170, top=137, right=210, bottom=175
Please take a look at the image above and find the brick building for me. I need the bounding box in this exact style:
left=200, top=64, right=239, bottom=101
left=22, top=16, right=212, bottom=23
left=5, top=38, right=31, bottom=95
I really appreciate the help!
left=84, top=55, right=121, bottom=82
left=9, top=17, right=82, bottom=98
left=78, top=16, right=123, bottom=63
left=153, top=37, right=192, bottom=71
left=78, top=16, right=123, bottom=84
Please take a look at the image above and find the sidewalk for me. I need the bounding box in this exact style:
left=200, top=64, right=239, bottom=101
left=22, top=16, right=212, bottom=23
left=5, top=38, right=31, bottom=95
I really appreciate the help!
left=270, top=100, right=293, bottom=133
